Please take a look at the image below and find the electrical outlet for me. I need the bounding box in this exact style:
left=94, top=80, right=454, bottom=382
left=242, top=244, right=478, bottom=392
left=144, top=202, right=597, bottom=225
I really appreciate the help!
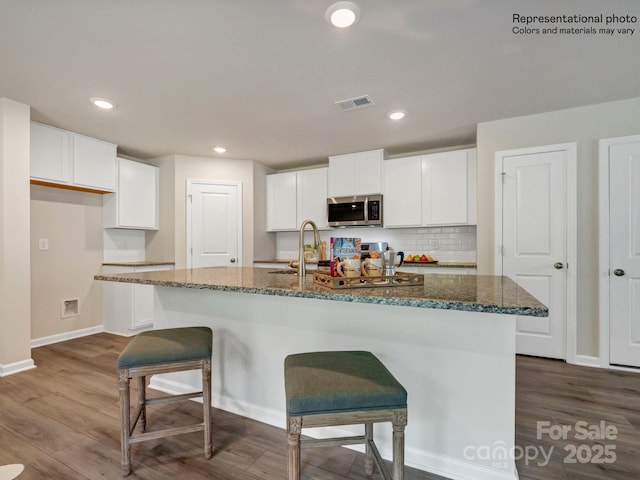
left=39, top=239, right=49, bottom=250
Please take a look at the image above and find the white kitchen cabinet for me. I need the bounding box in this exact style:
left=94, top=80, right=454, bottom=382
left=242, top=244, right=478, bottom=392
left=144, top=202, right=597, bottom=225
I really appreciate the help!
left=102, top=264, right=173, bottom=335
left=30, top=121, right=116, bottom=192
left=328, top=149, right=386, bottom=197
left=30, top=122, right=71, bottom=183
left=266, top=171, right=298, bottom=231
left=422, top=148, right=477, bottom=226
left=383, top=156, right=422, bottom=227
left=103, top=158, right=159, bottom=230
left=297, top=167, right=328, bottom=229
left=266, top=168, right=328, bottom=231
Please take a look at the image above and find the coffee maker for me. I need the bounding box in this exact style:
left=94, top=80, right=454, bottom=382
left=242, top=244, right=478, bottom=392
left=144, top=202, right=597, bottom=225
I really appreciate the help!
left=360, top=242, right=388, bottom=260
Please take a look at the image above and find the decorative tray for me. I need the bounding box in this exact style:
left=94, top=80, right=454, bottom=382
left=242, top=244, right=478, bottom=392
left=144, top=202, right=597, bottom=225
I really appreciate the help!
left=313, top=271, right=424, bottom=289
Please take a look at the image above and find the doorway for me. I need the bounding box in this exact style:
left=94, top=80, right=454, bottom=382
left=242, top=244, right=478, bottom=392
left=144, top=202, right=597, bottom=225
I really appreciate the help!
left=186, top=180, right=242, bottom=269
left=599, top=135, right=640, bottom=369
left=495, top=143, right=577, bottom=360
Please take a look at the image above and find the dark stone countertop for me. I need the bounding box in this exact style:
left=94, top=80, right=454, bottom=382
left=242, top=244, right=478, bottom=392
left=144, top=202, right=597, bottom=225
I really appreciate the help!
left=95, top=266, right=547, bottom=317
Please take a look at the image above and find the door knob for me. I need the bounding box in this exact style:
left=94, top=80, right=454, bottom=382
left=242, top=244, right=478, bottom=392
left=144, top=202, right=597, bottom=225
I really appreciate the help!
left=230, top=258, right=236, bottom=263
left=613, top=269, right=625, bottom=277
left=553, top=262, right=564, bottom=270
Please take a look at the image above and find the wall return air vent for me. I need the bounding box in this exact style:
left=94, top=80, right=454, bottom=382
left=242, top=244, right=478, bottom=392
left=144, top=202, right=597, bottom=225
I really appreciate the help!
left=334, top=95, right=374, bottom=111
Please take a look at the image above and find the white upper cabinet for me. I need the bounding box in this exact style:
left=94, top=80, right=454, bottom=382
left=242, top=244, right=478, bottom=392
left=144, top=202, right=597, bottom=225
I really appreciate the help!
left=266, top=171, right=298, bottom=231
left=297, top=168, right=328, bottom=229
left=30, top=122, right=71, bottom=183
left=103, top=158, right=159, bottom=230
left=266, top=168, right=328, bottom=231
left=383, top=156, right=422, bottom=227
left=422, top=149, right=476, bottom=226
left=382, top=148, right=477, bottom=228
left=30, top=122, right=116, bottom=192
left=328, top=149, right=386, bottom=197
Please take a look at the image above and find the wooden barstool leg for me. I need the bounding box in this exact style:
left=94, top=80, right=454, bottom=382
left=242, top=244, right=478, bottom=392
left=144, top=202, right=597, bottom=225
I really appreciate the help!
left=392, top=410, right=407, bottom=480
left=364, top=422, right=374, bottom=475
left=287, top=416, right=302, bottom=480
left=137, top=375, right=146, bottom=432
left=202, top=359, right=212, bottom=458
left=118, top=370, right=131, bottom=476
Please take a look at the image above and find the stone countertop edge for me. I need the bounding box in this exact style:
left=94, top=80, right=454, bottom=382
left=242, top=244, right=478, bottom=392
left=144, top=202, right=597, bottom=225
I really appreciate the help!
left=102, top=261, right=176, bottom=267
left=95, top=267, right=547, bottom=317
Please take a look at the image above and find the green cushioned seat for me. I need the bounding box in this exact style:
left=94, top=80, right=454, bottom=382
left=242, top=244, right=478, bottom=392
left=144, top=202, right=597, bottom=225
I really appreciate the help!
left=118, top=327, right=212, bottom=370
left=285, top=351, right=407, bottom=416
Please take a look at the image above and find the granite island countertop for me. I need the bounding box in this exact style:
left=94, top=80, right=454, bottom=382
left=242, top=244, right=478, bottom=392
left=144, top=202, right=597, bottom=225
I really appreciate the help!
left=95, top=266, right=547, bottom=317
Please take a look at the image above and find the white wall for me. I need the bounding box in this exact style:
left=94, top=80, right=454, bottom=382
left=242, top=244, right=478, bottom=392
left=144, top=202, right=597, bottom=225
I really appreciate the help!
left=476, top=96, right=640, bottom=358
left=253, top=161, right=277, bottom=261
left=0, top=98, right=33, bottom=375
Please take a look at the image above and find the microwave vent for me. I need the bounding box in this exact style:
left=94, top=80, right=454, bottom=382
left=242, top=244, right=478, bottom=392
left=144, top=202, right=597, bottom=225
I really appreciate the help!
left=334, top=95, right=374, bottom=111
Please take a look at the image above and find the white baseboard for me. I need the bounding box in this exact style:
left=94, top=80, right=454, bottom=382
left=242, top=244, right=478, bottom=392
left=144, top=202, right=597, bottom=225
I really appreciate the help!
left=148, top=376, right=517, bottom=480
left=31, top=325, right=104, bottom=348
left=573, top=355, right=605, bottom=368
left=0, top=359, right=36, bottom=377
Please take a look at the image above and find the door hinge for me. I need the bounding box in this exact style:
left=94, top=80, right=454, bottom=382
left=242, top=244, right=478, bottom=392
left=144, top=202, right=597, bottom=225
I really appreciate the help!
left=498, top=245, right=504, bottom=256
left=500, top=172, right=506, bottom=183
left=188, top=194, right=193, bottom=202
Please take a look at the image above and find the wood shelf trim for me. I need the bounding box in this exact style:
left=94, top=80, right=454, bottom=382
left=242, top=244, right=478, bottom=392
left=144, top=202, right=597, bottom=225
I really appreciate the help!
left=30, top=178, right=113, bottom=195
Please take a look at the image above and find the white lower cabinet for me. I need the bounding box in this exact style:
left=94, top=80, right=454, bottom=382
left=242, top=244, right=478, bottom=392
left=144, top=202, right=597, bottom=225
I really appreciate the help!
left=102, top=264, right=172, bottom=335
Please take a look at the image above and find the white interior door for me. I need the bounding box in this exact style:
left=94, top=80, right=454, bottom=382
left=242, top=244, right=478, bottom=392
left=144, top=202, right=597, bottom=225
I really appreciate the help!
left=608, top=140, right=640, bottom=368
left=187, top=181, right=242, bottom=268
left=497, top=145, right=575, bottom=359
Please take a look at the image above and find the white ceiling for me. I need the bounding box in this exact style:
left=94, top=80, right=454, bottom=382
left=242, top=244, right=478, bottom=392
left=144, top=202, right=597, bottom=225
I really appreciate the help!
left=1, top=0, right=639, bottom=169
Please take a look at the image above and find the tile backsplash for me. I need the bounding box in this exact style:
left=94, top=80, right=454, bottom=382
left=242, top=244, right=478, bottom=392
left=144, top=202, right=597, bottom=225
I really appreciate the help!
left=275, top=226, right=476, bottom=263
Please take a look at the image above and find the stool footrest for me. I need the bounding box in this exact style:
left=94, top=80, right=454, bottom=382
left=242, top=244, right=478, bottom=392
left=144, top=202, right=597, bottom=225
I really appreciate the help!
left=301, top=435, right=365, bottom=449
left=145, top=391, right=203, bottom=405
left=129, top=423, right=205, bottom=444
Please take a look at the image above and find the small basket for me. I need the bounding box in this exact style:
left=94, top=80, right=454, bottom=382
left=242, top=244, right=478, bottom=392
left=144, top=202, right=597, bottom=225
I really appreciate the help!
left=312, top=271, right=424, bottom=289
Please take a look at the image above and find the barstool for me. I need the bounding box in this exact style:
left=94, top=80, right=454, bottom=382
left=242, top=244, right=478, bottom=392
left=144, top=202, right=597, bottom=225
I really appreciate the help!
left=284, top=351, right=407, bottom=480
left=117, top=327, right=213, bottom=476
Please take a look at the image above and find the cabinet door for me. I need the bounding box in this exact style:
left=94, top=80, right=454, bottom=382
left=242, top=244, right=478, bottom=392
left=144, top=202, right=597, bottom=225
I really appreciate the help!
left=73, top=134, right=116, bottom=191
left=266, top=172, right=298, bottom=231
left=383, top=156, right=422, bottom=227
left=118, top=159, right=159, bottom=229
left=422, top=150, right=469, bottom=226
left=354, top=150, right=383, bottom=195
left=30, top=122, right=71, bottom=183
left=327, top=154, right=356, bottom=197
left=297, top=168, right=328, bottom=229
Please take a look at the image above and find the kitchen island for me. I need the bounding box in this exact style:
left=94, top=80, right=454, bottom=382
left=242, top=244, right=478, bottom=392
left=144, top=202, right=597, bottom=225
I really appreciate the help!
left=96, top=267, right=547, bottom=480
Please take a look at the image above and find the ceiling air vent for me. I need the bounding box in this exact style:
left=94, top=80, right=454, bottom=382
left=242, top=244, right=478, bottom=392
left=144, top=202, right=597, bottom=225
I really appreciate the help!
left=334, top=95, right=375, bottom=111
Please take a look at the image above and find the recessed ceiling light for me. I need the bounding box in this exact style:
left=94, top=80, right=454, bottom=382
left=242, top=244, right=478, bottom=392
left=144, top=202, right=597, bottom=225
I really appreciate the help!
left=388, top=110, right=407, bottom=121
left=213, top=146, right=227, bottom=154
left=90, top=97, right=115, bottom=109
left=325, top=1, right=360, bottom=28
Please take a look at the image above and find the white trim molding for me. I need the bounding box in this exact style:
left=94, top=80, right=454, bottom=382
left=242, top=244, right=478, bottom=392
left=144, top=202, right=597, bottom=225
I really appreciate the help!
left=30, top=325, right=104, bottom=348
left=0, top=359, right=35, bottom=377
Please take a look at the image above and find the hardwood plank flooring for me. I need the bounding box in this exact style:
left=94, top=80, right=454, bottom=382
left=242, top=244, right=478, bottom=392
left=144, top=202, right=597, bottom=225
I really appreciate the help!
left=1, top=333, right=639, bottom=479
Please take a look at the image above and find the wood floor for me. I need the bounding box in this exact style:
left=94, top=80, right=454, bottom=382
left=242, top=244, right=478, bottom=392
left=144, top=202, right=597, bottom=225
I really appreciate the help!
left=0, top=333, right=638, bottom=480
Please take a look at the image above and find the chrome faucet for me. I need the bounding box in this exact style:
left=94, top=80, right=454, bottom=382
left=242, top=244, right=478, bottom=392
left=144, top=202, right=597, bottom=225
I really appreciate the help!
left=298, top=219, right=320, bottom=287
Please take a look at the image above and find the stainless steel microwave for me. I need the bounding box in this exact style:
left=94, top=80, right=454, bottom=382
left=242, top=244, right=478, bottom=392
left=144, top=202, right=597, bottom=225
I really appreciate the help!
left=327, top=195, right=383, bottom=227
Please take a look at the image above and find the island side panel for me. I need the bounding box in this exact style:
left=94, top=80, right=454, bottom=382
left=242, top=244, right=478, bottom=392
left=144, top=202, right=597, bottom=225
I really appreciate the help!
left=150, top=286, right=517, bottom=480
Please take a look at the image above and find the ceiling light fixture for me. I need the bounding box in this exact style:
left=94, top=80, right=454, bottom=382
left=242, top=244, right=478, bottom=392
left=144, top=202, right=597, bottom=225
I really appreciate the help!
left=325, top=1, right=361, bottom=28
left=213, top=146, right=227, bottom=154
left=388, top=110, right=407, bottom=121
left=90, top=97, right=115, bottom=110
